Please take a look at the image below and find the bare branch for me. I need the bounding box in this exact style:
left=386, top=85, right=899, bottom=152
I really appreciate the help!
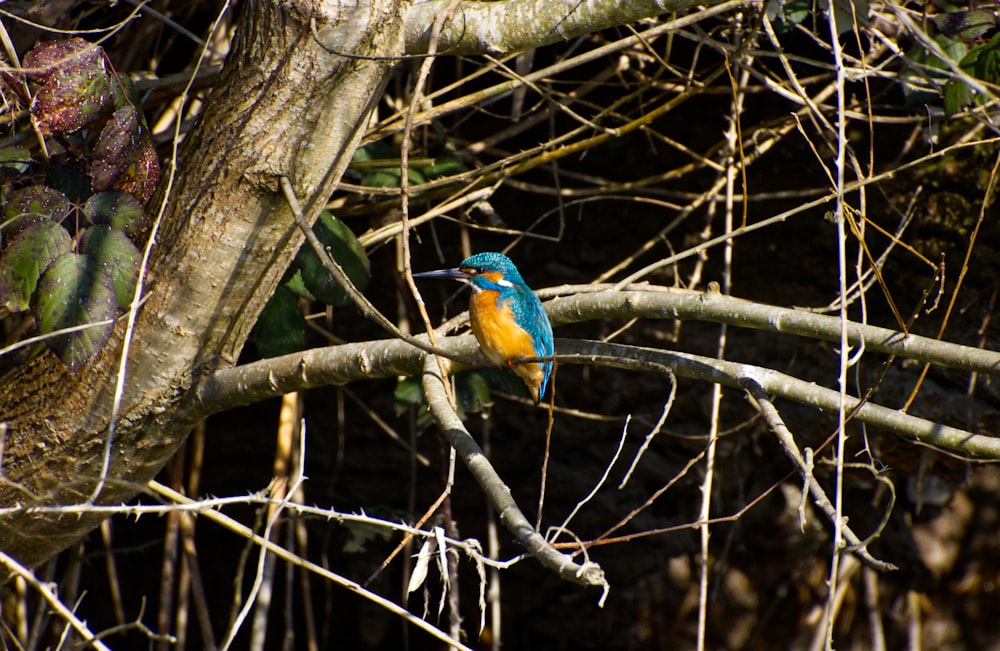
left=420, top=353, right=610, bottom=596
left=742, top=379, right=896, bottom=572
left=404, top=0, right=741, bottom=55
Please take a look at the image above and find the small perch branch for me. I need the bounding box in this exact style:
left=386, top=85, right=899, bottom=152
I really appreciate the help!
left=742, top=378, right=897, bottom=572
left=420, top=354, right=610, bottom=598
left=198, top=286, right=1000, bottom=458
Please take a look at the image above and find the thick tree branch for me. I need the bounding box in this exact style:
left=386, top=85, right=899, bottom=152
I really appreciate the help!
left=197, top=287, right=1000, bottom=458
left=545, top=286, right=1000, bottom=375
left=404, top=0, right=735, bottom=55
left=0, top=0, right=408, bottom=571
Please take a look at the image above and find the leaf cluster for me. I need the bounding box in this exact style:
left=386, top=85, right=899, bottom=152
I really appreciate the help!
left=254, top=211, right=370, bottom=358
left=0, top=38, right=159, bottom=368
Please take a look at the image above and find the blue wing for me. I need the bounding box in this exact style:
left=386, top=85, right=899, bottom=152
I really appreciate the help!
left=509, top=286, right=554, bottom=396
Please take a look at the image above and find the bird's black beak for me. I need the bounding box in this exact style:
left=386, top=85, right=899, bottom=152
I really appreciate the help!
left=412, top=268, right=472, bottom=281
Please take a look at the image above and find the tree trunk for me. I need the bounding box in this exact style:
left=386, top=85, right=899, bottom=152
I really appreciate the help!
left=0, top=0, right=406, bottom=570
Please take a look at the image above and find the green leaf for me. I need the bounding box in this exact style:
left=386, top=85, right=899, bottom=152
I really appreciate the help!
left=394, top=376, right=433, bottom=428
left=3, top=185, right=71, bottom=223
left=828, top=0, right=868, bottom=34
left=406, top=168, right=426, bottom=185
left=456, top=371, right=493, bottom=415
left=82, top=191, right=148, bottom=237
left=969, top=33, right=1000, bottom=84
left=352, top=140, right=394, bottom=163
left=295, top=211, right=369, bottom=306
left=394, top=376, right=424, bottom=415
left=22, top=38, right=99, bottom=83
left=360, top=169, right=404, bottom=188
left=393, top=372, right=494, bottom=425
left=419, top=156, right=468, bottom=179
left=91, top=105, right=160, bottom=202
left=36, top=252, right=117, bottom=369
left=936, top=8, right=999, bottom=43
left=80, top=225, right=140, bottom=308
left=944, top=78, right=975, bottom=115
left=253, top=284, right=307, bottom=358
left=351, top=146, right=373, bottom=163
left=939, top=36, right=971, bottom=72
left=902, top=36, right=960, bottom=74
left=901, top=36, right=967, bottom=106
left=358, top=167, right=427, bottom=188
left=0, top=147, right=31, bottom=174
left=0, top=221, right=73, bottom=311
left=943, top=33, right=1000, bottom=115
left=781, top=0, right=810, bottom=26
left=281, top=267, right=316, bottom=301
left=109, top=74, right=141, bottom=111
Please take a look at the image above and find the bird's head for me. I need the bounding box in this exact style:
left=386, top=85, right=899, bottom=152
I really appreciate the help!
left=414, top=252, right=527, bottom=293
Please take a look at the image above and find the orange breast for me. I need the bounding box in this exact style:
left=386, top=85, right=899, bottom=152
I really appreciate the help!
left=469, top=290, right=546, bottom=402
left=469, top=291, right=535, bottom=363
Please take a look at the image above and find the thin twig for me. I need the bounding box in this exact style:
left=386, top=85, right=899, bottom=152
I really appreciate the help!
left=0, top=553, right=113, bottom=651
left=279, top=176, right=478, bottom=367
left=148, top=480, right=474, bottom=651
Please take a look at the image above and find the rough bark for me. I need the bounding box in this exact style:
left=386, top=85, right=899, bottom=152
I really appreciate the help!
left=0, top=0, right=406, bottom=569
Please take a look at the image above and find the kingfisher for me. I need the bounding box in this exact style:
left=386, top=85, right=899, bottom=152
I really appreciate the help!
left=414, top=252, right=554, bottom=405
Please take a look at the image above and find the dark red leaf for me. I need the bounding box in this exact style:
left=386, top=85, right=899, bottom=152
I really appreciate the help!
left=23, top=38, right=100, bottom=83
left=91, top=106, right=161, bottom=202
left=26, top=39, right=110, bottom=135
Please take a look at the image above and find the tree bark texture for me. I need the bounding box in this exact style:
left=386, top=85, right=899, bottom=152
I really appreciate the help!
left=0, top=0, right=407, bottom=569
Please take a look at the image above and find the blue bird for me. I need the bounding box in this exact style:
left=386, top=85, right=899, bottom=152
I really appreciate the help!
left=414, top=252, right=554, bottom=405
